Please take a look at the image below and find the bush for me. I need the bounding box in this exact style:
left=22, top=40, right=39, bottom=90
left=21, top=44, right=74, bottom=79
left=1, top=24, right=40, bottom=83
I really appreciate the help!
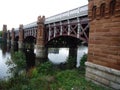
left=80, top=54, right=87, bottom=68
left=37, top=61, right=54, bottom=75
left=27, top=67, right=38, bottom=78
left=11, top=51, right=26, bottom=69
left=66, top=56, right=76, bottom=69
left=8, top=51, right=26, bottom=77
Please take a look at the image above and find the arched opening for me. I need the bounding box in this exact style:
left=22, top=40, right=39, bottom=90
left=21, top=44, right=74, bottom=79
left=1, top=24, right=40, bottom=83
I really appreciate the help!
left=109, top=0, right=116, bottom=15
left=46, top=36, right=82, bottom=48
left=100, top=3, right=106, bottom=17
left=92, top=6, right=97, bottom=19
left=23, top=36, right=36, bottom=51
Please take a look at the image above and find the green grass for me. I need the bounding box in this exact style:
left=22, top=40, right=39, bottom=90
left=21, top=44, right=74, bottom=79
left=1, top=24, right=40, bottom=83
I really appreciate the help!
left=0, top=67, right=111, bottom=90
left=0, top=53, right=112, bottom=90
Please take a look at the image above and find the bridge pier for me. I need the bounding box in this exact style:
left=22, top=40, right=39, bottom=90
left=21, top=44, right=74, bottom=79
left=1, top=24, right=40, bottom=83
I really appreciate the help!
left=86, top=0, right=120, bottom=90
left=2, top=25, right=7, bottom=42
left=35, top=45, right=47, bottom=59
left=11, top=28, right=15, bottom=46
left=18, top=24, right=24, bottom=49
left=35, top=16, right=48, bottom=61
left=7, top=30, right=10, bottom=44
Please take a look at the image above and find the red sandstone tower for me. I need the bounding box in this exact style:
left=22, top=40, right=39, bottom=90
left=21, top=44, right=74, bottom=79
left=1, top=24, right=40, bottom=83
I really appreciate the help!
left=86, top=0, right=120, bottom=89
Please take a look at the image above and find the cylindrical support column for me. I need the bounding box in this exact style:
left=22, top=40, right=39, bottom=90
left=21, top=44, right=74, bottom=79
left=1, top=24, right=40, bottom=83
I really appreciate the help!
left=35, top=16, right=48, bottom=61
left=18, top=24, right=24, bottom=49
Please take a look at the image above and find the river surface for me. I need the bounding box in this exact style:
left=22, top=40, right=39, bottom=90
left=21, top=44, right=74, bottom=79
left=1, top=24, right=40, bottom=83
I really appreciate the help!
left=0, top=44, right=88, bottom=79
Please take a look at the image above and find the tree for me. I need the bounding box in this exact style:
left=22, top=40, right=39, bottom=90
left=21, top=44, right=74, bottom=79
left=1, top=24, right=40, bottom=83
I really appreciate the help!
left=0, top=31, right=2, bottom=37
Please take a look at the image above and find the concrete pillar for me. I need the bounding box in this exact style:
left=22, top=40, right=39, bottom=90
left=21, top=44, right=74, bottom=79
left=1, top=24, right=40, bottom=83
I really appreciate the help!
left=86, top=0, right=120, bottom=90
left=35, top=16, right=47, bottom=60
left=11, top=28, right=15, bottom=46
left=18, top=24, right=24, bottom=49
left=2, top=25, right=7, bottom=41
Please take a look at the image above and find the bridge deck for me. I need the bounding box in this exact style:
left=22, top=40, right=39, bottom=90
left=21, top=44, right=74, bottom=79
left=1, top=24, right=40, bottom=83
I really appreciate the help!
left=22, top=5, right=88, bottom=29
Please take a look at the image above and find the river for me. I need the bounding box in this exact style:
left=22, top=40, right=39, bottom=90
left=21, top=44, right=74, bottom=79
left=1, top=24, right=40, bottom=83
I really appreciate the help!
left=0, top=44, right=88, bottom=79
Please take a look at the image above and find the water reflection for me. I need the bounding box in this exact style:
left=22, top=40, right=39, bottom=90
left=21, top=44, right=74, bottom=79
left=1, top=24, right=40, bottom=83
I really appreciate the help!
left=48, top=48, right=69, bottom=64
left=0, top=43, right=88, bottom=79
left=0, top=43, right=11, bottom=79
left=48, top=45, right=88, bottom=67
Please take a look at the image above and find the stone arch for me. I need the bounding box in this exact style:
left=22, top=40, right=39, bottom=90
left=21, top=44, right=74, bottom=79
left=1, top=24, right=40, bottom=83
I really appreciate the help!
left=100, top=3, right=106, bottom=17
left=109, top=0, right=116, bottom=16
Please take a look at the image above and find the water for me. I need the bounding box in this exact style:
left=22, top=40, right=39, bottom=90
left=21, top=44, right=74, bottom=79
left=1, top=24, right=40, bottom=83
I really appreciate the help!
left=0, top=44, right=88, bottom=79
left=0, top=50, right=11, bottom=80
left=48, top=45, right=88, bottom=67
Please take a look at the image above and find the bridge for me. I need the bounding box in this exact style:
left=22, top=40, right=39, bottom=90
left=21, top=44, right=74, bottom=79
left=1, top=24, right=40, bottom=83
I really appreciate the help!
left=8, top=5, right=89, bottom=47
left=2, top=0, right=120, bottom=89
left=3, top=4, right=89, bottom=59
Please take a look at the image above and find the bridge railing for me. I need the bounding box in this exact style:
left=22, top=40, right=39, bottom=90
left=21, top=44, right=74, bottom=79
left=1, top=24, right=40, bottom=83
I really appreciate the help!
left=45, top=5, right=88, bottom=24
left=13, top=4, right=88, bottom=35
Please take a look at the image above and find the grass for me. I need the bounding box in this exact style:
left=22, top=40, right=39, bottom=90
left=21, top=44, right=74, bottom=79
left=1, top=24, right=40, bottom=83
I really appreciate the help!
left=0, top=52, right=112, bottom=90
left=0, top=65, right=111, bottom=90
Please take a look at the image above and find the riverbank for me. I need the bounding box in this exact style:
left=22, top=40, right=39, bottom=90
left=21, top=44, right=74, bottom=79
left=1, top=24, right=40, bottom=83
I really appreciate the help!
left=0, top=63, right=111, bottom=90
left=0, top=51, right=111, bottom=90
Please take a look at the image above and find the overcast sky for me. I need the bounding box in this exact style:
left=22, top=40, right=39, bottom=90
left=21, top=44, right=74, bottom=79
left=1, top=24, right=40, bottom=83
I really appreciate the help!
left=0, top=0, right=88, bottom=30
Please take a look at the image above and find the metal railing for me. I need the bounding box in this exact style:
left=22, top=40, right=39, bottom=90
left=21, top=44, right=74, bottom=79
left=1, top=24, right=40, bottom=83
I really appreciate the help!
left=17, top=5, right=88, bottom=29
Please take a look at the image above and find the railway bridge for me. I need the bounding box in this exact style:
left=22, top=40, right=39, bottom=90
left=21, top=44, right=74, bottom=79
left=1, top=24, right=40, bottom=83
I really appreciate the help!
left=2, top=0, right=120, bottom=89
left=4, top=5, right=89, bottom=58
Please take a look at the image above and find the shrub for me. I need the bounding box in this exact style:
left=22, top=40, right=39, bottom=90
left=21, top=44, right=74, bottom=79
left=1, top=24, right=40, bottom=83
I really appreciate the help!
left=8, top=51, right=26, bottom=77
left=80, top=54, right=87, bottom=68
left=11, top=51, right=26, bottom=69
left=66, top=56, right=76, bottom=69
left=37, top=61, right=53, bottom=75
left=27, top=67, right=38, bottom=78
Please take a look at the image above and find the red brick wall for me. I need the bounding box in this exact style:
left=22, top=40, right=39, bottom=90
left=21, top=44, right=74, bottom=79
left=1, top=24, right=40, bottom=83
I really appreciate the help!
left=88, top=0, right=120, bottom=70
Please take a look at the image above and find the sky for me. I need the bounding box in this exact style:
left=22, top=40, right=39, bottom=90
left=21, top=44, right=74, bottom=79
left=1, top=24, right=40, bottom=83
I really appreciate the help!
left=0, top=0, right=88, bottom=30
